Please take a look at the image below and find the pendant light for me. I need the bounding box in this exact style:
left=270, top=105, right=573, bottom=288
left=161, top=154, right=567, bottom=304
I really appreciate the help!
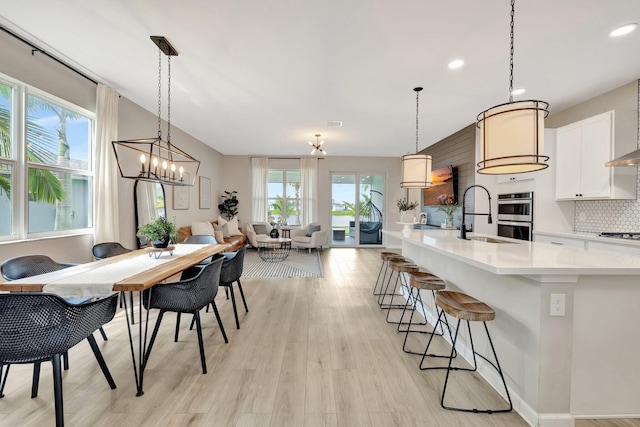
left=112, top=36, right=200, bottom=186
left=308, top=134, right=327, bottom=155
left=401, top=87, right=432, bottom=188
left=476, top=0, right=549, bottom=175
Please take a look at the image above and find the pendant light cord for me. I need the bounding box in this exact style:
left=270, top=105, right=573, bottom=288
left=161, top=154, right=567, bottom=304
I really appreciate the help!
left=414, top=87, right=423, bottom=154
left=157, top=48, right=162, bottom=139
left=509, top=0, right=515, bottom=103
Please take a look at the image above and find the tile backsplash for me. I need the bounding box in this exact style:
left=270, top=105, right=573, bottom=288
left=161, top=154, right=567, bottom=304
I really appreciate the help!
left=575, top=171, right=640, bottom=232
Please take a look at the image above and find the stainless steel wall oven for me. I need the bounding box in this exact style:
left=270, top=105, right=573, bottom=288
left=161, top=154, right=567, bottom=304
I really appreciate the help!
left=497, top=192, right=533, bottom=241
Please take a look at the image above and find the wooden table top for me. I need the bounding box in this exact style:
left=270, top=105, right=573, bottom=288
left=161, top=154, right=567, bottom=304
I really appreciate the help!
left=0, top=243, right=231, bottom=293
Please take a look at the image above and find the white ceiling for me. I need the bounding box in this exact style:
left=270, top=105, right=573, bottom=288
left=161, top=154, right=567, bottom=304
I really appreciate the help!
left=1, top=1, right=639, bottom=158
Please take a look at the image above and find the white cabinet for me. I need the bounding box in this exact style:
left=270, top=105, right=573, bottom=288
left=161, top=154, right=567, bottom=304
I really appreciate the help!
left=496, top=172, right=534, bottom=184
left=587, top=241, right=640, bottom=257
left=555, top=110, right=637, bottom=200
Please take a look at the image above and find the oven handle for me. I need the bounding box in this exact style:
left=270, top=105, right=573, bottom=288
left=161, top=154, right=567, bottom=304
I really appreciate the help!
left=497, top=220, right=532, bottom=226
left=497, top=200, right=532, bottom=205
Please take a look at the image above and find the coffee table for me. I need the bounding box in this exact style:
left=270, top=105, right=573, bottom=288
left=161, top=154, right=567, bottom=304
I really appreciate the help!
left=256, top=237, right=292, bottom=262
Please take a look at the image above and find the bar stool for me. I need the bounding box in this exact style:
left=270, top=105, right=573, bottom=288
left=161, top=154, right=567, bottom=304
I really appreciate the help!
left=423, top=290, right=512, bottom=414
left=400, top=272, right=451, bottom=355
left=376, top=255, right=410, bottom=307
left=373, top=252, right=402, bottom=296
left=383, top=261, right=419, bottom=324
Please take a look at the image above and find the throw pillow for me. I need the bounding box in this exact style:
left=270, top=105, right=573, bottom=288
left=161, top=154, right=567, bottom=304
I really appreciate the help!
left=214, top=230, right=225, bottom=244
left=221, top=223, right=231, bottom=239
left=218, top=215, right=242, bottom=236
left=306, top=224, right=321, bottom=237
left=253, top=223, right=268, bottom=235
left=191, top=221, right=214, bottom=236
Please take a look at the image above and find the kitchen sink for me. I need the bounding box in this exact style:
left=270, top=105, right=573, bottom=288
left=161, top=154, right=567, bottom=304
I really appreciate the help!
left=469, top=236, right=517, bottom=244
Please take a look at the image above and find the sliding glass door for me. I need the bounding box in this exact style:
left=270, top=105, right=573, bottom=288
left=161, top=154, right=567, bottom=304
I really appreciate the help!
left=331, top=173, right=384, bottom=247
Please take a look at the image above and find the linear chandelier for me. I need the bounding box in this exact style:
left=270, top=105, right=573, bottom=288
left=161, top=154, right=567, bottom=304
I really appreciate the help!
left=308, top=134, right=327, bottom=155
left=401, top=87, right=432, bottom=188
left=476, top=0, right=549, bottom=175
left=112, top=36, right=200, bottom=186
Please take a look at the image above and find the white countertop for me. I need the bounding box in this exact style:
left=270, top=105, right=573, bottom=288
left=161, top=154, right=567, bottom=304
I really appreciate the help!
left=534, top=229, right=640, bottom=247
left=384, top=229, right=640, bottom=276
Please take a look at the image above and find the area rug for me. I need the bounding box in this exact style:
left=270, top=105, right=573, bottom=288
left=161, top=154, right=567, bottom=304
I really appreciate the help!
left=243, top=248, right=323, bottom=278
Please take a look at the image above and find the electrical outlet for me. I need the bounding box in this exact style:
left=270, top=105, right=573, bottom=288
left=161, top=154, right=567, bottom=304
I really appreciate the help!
left=550, top=293, right=565, bottom=316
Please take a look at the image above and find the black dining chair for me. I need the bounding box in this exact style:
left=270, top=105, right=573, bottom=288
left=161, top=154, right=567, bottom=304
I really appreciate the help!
left=91, top=242, right=135, bottom=320
left=0, top=255, right=109, bottom=398
left=0, top=292, right=118, bottom=427
left=219, top=246, right=248, bottom=329
left=143, top=256, right=226, bottom=375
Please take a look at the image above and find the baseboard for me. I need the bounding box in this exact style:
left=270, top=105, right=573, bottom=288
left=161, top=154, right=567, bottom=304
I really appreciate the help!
left=538, top=414, right=575, bottom=427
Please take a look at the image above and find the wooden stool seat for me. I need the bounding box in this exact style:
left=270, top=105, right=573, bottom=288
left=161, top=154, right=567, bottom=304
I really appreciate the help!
left=389, top=262, right=419, bottom=273
left=380, top=251, right=401, bottom=261
left=409, top=272, right=446, bottom=291
left=435, top=291, right=495, bottom=322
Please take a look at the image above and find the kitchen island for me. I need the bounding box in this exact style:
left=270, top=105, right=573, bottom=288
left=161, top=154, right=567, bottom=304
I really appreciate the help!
left=383, top=229, right=640, bottom=427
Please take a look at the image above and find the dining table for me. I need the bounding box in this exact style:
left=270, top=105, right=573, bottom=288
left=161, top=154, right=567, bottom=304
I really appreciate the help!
left=0, top=242, right=230, bottom=396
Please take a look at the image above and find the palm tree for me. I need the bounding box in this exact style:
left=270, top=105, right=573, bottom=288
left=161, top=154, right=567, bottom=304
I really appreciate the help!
left=0, top=86, right=65, bottom=205
left=270, top=195, right=296, bottom=223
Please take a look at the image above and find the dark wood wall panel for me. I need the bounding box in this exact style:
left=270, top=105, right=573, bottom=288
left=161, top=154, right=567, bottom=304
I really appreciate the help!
left=419, top=123, right=476, bottom=200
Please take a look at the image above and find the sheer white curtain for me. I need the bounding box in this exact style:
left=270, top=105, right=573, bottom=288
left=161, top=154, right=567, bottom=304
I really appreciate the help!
left=301, top=157, right=318, bottom=225
left=94, top=84, right=120, bottom=243
left=251, top=157, right=269, bottom=221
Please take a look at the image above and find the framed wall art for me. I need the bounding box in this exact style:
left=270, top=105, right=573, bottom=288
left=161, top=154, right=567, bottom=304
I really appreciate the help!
left=173, top=173, right=190, bottom=210
left=199, top=176, right=211, bottom=209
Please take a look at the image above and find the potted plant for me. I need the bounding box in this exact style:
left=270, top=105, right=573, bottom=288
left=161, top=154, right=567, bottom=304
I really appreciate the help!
left=397, top=198, right=419, bottom=223
left=137, top=216, right=176, bottom=248
left=436, top=194, right=459, bottom=229
left=218, top=190, right=239, bottom=220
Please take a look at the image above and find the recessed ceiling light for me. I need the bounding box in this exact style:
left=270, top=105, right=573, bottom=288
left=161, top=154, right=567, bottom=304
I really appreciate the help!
left=609, top=23, right=637, bottom=37
left=448, top=59, right=464, bottom=69
left=511, top=88, right=526, bottom=96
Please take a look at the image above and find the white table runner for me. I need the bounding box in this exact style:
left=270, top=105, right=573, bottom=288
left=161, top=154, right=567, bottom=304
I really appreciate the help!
left=43, top=244, right=207, bottom=298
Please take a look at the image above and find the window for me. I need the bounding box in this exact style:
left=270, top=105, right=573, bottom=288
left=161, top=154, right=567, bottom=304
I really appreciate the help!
left=267, top=169, right=301, bottom=226
left=0, top=74, right=94, bottom=240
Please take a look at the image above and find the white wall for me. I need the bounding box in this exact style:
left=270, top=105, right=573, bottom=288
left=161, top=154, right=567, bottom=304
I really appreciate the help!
left=219, top=155, right=403, bottom=238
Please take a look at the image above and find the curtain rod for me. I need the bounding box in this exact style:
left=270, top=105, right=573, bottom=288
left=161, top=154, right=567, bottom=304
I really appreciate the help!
left=250, top=156, right=325, bottom=160
left=0, top=24, right=98, bottom=85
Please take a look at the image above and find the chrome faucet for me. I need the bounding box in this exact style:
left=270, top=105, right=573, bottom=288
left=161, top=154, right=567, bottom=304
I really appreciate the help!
left=459, top=184, right=493, bottom=240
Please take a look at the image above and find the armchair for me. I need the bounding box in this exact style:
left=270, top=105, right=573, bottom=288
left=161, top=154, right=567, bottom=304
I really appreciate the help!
left=291, top=223, right=329, bottom=253
left=245, top=221, right=273, bottom=248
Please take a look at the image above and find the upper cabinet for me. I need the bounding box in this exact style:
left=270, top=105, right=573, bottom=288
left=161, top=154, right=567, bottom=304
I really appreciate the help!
left=555, top=110, right=637, bottom=200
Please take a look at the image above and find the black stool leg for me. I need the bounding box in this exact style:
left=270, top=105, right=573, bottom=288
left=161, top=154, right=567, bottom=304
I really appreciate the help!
left=373, top=259, right=390, bottom=295
left=385, top=272, right=416, bottom=325
left=440, top=320, right=512, bottom=413
left=418, top=308, right=458, bottom=368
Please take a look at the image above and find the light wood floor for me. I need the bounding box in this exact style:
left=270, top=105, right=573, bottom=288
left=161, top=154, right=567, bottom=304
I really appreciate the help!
left=0, top=248, right=636, bottom=426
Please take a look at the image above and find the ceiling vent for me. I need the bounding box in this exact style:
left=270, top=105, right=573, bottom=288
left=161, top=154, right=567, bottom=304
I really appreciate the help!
left=327, top=120, right=343, bottom=127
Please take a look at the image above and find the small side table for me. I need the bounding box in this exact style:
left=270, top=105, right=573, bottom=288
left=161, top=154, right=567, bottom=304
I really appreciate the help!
left=280, top=227, right=292, bottom=239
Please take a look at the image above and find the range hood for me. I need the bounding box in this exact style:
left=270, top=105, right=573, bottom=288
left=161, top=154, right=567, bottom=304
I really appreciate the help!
left=605, top=149, right=640, bottom=167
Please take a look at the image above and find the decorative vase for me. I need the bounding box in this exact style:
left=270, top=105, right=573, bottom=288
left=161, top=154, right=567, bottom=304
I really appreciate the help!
left=151, top=235, right=171, bottom=248
left=446, top=214, right=454, bottom=229
left=402, top=212, right=414, bottom=223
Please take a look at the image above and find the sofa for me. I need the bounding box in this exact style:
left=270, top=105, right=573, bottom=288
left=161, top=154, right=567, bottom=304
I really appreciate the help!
left=177, top=221, right=247, bottom=251
left=244, top=222, right=273, bottom=248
